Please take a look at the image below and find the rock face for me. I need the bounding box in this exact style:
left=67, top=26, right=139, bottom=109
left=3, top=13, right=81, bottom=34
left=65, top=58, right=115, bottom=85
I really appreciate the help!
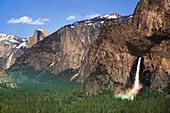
left=0, top=29, right=51, bottom=69
left=143, top=40, right=170, bottom=91
left=131, top=0, right=170, bottom=36
left=0, top=34, right=27, bottom=69
left=131, top=0, right=170, bottom=90
left=27, top=29, right=51, bottom=48
left=82, top=0, right=170, bottom=94
left=0, top=67, right=16, bottom=88
left=81, top=21, right=137, bottom=94
left=6, top=14, right=132, bottom=83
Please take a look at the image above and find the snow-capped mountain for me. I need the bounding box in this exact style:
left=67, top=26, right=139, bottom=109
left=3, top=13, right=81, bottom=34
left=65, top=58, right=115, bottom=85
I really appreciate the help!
left=68, top=13, right=132, bottom=31
left=102, top=13, right=122, bottom=19
left=0, top=33, right=28, bottom=69
left=6, top=13, right=133, bottom=83
left=0, top=33, right=28, bottom=49
left=0, top=29, right=51, bottom=69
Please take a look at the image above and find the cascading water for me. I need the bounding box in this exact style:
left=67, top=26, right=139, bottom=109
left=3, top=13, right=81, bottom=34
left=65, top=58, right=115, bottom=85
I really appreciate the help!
left=115, top=57, right=142, bottom=100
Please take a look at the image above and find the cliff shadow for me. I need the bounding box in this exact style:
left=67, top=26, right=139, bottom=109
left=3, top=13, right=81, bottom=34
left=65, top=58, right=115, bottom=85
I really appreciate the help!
left=126, top=32, right=170, bottom=57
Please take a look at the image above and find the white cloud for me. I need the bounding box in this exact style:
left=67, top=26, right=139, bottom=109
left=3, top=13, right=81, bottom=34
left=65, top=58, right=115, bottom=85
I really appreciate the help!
left=7, top=16, right=49, bottom=25
left=85, top=13, right=100, bottom=19
left=66, top=16, right=76, bottom=20
left=42, top=18, right=50, bottom=21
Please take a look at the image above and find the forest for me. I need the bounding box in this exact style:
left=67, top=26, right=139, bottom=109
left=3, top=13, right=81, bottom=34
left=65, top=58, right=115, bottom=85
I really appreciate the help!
left=0, top=81, right=169, bottom=113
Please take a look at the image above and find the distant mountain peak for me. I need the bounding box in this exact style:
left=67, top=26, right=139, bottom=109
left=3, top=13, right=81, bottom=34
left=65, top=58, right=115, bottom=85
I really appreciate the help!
left=0, top=33, right=15, bottom=41
left=103, top=13, right=122, bottom=19
left=37, top=29, right=43, bottom=31
left=0, top=29, right=51, bottom=69
left=36, top=29, right=51, bottom=37
left=0, top=33, right=27, bottom=45
left=27, top=29, right=51, bottom=48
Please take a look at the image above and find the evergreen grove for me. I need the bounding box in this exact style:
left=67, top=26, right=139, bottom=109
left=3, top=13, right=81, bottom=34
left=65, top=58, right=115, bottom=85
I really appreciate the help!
left=0, top=82, right=169, bottom=113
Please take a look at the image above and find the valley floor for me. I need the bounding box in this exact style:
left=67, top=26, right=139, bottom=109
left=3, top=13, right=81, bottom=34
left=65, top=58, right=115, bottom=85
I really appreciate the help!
left=0, top=83, right=169, bottom=113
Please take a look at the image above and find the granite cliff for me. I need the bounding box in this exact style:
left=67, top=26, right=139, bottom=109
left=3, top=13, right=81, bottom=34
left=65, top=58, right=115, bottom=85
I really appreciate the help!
left=6, top=14, right=131, bottom=83
left=82, top=0, right=170, bottom=94
left=27, top=29, right=51, bottom=48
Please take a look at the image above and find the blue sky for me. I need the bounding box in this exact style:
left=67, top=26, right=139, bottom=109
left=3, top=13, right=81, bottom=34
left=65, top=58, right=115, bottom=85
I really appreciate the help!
left=0, top=0, right=140, bottom=38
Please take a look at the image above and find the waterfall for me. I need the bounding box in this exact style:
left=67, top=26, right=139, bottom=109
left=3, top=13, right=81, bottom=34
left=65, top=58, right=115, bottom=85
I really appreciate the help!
left=115, top=57, right=142, bottom=100
left=125, top=57, right=142, bottom=98
left=134, top=57, right=141, bottom=89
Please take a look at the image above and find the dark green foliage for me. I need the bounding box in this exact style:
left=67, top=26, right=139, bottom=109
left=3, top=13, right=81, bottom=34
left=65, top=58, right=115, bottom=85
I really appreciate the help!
left=55, top=69, right=78, bottom=83
left=0, top=82, right=8, bottom=89
left=6, top=63, right=41, bottom=83
left=0, top=84, right=169, bottom=113
left=6, top=63, right=78, bottom=84
left=89, top=63, right=108, bottom=79
left=163, top=83, right=170, bottom=95
left=87, top=63, right=123, bottom=90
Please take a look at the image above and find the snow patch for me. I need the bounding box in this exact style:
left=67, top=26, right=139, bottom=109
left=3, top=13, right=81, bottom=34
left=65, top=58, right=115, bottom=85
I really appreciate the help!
left=0, top=33, right=7, bottom=37
left=13, top=45, right=16, bottom=48
left=49, top=62, right=54, bottom=67
left=71, top=26, right=74, bottom=28
left=16, top=42, right=27, bottom=49
left=54, top=53, right=58, bottom=57
left=37, top=29, right=43, bottom=31
left=22, top=38, right=27, bottom=42
left=104, top=14, right=118, bottom=19
left=0, top=34, right=21, bottom=44
left=100, top=21, right=104, bottom=24
left=80, top=39, right=85, bottom=44
left=93, top=21, right=103, bottom=28
left=127, top=15, right=133, bottom=19
left=5, top=42, right=11, bottom=45
left=85, top=21, right=92, bottom=26
left=9, top=39, right=19, bottom=43
left=87, top=36, right=90, bottom=44
left=0, top=34, right=12, bottom=41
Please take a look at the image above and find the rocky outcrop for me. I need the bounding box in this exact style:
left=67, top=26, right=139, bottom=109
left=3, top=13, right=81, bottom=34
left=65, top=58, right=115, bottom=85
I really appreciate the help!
left=6, top=14, right=132, bottom=83
left=82, top=0, right=170, bottom=94
left=27, top=29, right=51, bottom=48
left=131, top=0, right=170, bottom=36
left=143, top=40, right=170, bottom=91
left=129, top=0, right=170, bottom=91
left=81, top=20, right=161, bottom=94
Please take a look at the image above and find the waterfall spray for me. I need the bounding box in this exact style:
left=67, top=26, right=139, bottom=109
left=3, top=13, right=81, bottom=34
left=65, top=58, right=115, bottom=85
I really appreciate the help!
left=115, top=57, right=142, bottom=100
